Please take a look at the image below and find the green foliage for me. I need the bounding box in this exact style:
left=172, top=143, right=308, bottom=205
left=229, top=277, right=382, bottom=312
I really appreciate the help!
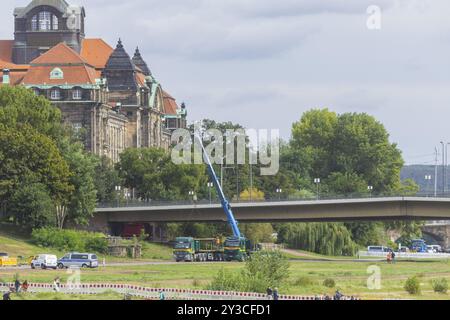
left=344, top=222, right=386, bottom=247
left=404, top=276, right=421, bottom=295
left=209, top=251, right=290, bottom=293
left=240, top=223, right=274, bottom=244
left=431, top=278, right=448, bottom=294
left=59, top=138, right=97, bottom=226
left=323, top=278, right=336, bottom=288
left=116, top=148, right=206, bottom=201
left=277, top=223, right=358, bottom=256
left=93, top=156, right=121, bottom=203
left=294, top=276, right=315, bottom=287
left=31, top=227, right=108, bottom=253
left=9, top=183, right=56, bottom=229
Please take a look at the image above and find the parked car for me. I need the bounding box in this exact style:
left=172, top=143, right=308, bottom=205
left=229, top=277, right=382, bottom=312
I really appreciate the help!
left=367, top=246, right=392, bottom=253
left=57, top=253, right=99, bottom=269
left=427, top=245, right=442, bottom=253
left=31, top=254, right=58, bottom=270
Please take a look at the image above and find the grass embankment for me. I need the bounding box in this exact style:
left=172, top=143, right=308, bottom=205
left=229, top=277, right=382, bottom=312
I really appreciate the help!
left=0, top=229, right=173, bottom=263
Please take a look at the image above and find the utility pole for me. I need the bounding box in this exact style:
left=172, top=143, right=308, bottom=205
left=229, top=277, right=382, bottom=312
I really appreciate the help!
left=249, top=163, right=253, bottom=201
left=441, top=141, right=445, bottom=195
left=435, top=147, right=438, bottom=197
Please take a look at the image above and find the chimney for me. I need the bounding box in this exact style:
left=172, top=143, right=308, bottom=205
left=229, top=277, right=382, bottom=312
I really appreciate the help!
left=2, top=69, right=10, bottom=85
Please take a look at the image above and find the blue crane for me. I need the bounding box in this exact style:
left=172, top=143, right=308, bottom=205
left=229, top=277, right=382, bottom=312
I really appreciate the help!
left=195, top=134, right=241, bottom=237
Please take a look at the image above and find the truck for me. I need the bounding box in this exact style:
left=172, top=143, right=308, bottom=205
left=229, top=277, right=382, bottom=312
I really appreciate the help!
left=173, top=237, right=225, bottom=262
left=172, top=133, right=252, bottom=262
left=0, top=253, right=18, bottom=267
left=411, top=239, right=428, bottom=253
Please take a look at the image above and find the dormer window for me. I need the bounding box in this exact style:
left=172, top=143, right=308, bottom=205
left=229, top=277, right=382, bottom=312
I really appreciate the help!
left=72, top=89, right=82, bottom=100
left=50, top=89, right=61, bottom=100
left=50, top=68, right=63, bottom=79
left=39, top=11, right=51, bottom=30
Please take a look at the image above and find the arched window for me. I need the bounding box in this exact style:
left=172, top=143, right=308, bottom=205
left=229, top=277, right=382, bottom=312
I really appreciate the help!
left=31, top=15, right=38, bottom=31
left=39, top=11, right=52, bottom=30
left=52, top=15, right=58, bottom=30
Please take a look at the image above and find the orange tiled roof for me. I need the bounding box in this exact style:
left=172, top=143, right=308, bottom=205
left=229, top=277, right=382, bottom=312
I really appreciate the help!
left=31, top=42, right=89, bottom=65
left=0, top=40, right=13, bottom=62
left=0, top=71, right=27, bottom=87
left=163, top=90, right=179, bottom=115
left=81, top=38, right=114, bottom=69
left=22, top=65, right=98, bottom=85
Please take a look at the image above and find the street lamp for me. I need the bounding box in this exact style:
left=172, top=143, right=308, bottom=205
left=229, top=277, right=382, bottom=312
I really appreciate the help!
left=115, top=185, right=121, bottom=207
left=314, top=178, right=321, bottom=200
left=367, top=185, right=373, bottom=198
left=425, top=175, right=432, bottom=197
left=188, top=190, right=196, bottom=203
left=276, top=188, right=283, bottom=201
left=207, top=182, right=214, bottom=204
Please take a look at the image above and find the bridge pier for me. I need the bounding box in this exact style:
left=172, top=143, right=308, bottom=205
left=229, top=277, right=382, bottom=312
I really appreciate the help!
left=422, top=224, right=450, bottom=250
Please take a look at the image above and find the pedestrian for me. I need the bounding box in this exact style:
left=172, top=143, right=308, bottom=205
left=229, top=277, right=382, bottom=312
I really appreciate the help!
left=391, top=251, right=396, bottom=264
left=3, top=291, right=11, bottom=300
left=386, top=251, right=392, bottom=264
left=21, top=280, right=29, bottom=293
left=334, top=289, right=343, bottom=300
left=53, top=277, right=61, bottom=292
left=159, top=290, right=165, bottom=300
left=266, top=287, right=273, bottom=300
left=273, top=288, right=279, bottom=301
left=14, top=278, right=21, bottom=293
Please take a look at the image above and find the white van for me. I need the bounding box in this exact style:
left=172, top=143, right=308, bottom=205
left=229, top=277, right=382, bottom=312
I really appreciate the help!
left=31, top=254, right=58, bottom=269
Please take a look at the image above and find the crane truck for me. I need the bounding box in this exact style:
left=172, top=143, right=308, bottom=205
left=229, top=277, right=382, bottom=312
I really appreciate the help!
left=173, top=133, right=252, bottom=262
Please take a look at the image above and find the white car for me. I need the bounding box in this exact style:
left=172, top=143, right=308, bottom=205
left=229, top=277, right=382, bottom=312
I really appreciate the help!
left=31, top=254, right=58, bottom=270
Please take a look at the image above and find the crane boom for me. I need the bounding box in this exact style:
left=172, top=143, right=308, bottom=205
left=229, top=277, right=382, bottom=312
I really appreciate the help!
left=195, top=134, right=241, bottom=238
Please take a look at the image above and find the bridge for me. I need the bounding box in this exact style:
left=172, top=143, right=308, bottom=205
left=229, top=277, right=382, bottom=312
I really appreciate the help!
left=88, top=196, right=450, bottom=245
left=93, top=196, right=450, bottom=224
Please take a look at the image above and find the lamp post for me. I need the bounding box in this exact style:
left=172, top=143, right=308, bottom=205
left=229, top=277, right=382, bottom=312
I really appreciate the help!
left=207, top=182, right=213, bottom=204
left=425, top=175, right=432, bottom=197
left=115, top=185, right=121, bottom=207
left=314, top=178, right=321, bottom=200
left=367, top=185, right=373, bottom=198
left=188, top=190, right=196, bottom=203
left=276, top=188, right=283, bottom=201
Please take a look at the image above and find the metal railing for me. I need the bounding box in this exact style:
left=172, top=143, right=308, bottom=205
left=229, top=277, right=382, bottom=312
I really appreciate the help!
left=96, top=192, right=450, bottom=209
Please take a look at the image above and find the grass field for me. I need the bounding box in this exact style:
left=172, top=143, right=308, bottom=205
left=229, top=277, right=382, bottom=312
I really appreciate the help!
left=2, top=259, right=450, bottom=300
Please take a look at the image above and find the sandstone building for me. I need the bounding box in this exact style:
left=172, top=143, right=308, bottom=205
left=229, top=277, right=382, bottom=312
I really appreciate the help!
left=0, top=0, right=187, bottom=162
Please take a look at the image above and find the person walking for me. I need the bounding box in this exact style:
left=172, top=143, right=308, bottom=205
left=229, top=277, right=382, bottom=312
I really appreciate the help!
left=53, top=277, right=61, bottom=292
left=3, top=291, right=11, bottom=300
left=21, top=280, right=29, bottom=293
left=391, top=251, right=396, bottom=264
left=266, top=287, right=273, bottom=300
left=334, top=289, right=343, bottom=300
left=14, top=279, right=21, bottom=293
left=273, top=288, right=279, bottom=301
left=159, top=290, right=165, bottom=300
left=386, top=251, right=392, bottom=264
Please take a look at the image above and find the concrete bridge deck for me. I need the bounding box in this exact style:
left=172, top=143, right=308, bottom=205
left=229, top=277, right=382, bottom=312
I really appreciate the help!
left=94, top=197, right=450, bottom=223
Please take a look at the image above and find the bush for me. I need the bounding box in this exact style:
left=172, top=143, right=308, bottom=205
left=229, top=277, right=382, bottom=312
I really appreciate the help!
left=294, top=276, right=314, bottom=287
left=208, top=251, right=290, bottom=293
left=32, top=227, right=108, bottom=253
left=323, top=278, right=336, bottom=288
left=431, top=278, right=448, bottom=294
left=404, top=276, right=421, bottom=295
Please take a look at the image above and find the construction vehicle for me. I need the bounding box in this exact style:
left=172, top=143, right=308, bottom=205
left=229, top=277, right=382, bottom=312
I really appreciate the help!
left=173, top=237, right=225, bottom=262
left=172, top=133, right=252, bottom=262
left=0, top=253, right=18, bottom=267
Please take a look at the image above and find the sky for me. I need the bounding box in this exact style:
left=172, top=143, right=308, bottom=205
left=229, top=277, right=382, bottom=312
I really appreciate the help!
left=1, top=0, right=450, bottom=165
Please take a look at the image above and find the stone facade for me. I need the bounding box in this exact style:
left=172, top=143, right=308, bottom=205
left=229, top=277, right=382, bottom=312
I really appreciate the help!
left=1, top=0, right=187, bottom=161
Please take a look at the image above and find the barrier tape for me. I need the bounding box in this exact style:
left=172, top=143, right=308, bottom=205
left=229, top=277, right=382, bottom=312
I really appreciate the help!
left=0, top=282, right=358, bottom=300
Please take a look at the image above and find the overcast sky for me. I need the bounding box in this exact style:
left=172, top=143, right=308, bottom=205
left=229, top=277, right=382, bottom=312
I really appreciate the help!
left=2, top=0, right=450, bottom=165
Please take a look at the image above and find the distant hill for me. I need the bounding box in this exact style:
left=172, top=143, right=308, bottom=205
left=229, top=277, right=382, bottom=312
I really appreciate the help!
left=401, top=165, right=449, bottom=194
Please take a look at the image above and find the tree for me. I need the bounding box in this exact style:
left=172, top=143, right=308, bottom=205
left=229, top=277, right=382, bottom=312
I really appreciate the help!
left=58, top=137, right=98, bottom=226
left=0, top=86, right=63, bottom=142
left=239, top=188, right=265, bottom=201
left=0, top=125, right=73, bottom=207
left=9, top=183, right=55, bottom=229
left=93, top=156, right=121, bottom=203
